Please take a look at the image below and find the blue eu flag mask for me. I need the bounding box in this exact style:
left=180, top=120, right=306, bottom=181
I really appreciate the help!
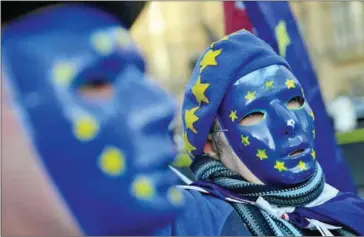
left=2, top=4, right=184, bottom=235
left=219, top=65, right=316, bottom=185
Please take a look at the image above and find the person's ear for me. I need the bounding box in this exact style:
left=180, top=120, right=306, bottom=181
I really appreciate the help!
left=203, top=134, right=219, bottom=159
left=203, top=136, right=213, bottom=154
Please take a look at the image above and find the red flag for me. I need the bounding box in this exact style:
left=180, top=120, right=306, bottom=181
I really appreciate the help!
left=223, top=1, right=253, bottom=35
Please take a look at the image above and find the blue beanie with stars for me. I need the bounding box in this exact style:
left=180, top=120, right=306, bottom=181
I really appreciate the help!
left=181, top=30, right=290, bottom=158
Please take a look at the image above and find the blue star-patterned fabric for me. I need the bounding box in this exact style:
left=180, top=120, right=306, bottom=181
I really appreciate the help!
left=182, top=30, right=289, bottom=158
left=2, top=4, right=184, bottom=235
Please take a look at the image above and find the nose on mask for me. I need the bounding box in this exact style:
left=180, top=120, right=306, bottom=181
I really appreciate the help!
left=269, top=102, right=298, bottom=136
left=115, top=66, right=176, bottom=130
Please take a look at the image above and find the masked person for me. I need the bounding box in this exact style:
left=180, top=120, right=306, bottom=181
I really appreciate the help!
left=2, top=3, right=185, bottom=236
left=177, top=30, right=364, bottom=236
left=4, top=3, right=364, bottom=237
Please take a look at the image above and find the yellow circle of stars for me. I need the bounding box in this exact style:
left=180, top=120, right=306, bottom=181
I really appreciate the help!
left=245, top=91, right=256, bottom=103
left=52, top=62, right=76, bottom=87
left=274, top=161, right=288, bottom=172
left=229, top=110, right=238, bottom=122
left=131, top=176, right=155, bottom=200
left=167, top=187, right=184, bottom=206
left=91, top=31, right=113, bottom=55
left=184, top=106, right=200, bottom=134
left=285, top=79, right=296, bottom=89
left=73, top=116, right=99, bottom=141
left=191, top=76, right=210, bottom=105
left=256, top=149, right=268, bottom=160
left=99, top=147, right=126, bottom=176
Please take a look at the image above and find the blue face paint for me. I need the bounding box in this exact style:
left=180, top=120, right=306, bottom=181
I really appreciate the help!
left=218, top=65, right=316, bottom=186
left=2, top=4, right=183, bottom=235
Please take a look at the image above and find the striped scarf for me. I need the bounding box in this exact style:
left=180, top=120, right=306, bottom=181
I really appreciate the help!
left=190, top=156, right=354, bottom=236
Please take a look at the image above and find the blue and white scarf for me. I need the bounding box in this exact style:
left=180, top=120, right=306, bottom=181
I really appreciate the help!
left=173, top=156, right=364, bottom=236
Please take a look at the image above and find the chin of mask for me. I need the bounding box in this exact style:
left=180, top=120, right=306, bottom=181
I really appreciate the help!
left=2, top=4, right=184, bottom=235
left=218, top=64, right=317, bottom=186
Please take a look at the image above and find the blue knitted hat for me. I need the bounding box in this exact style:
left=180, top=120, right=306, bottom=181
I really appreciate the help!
left=181, top=30, right=290, bottom=158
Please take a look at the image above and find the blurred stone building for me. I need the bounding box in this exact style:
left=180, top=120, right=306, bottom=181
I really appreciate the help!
left=131, top=2, right=224, bottom=100
left=291, top=2, right=364, bottom=103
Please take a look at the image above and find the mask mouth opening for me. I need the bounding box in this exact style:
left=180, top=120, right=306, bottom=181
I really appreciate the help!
left=289, top=149, right=305, bottom=157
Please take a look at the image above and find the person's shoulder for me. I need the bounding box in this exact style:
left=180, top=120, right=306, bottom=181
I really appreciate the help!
left=187, top=190, right=251, bottom=235
left=183, top=188, right=233, bottom=210
left=154, top=189, right=251, bottom=236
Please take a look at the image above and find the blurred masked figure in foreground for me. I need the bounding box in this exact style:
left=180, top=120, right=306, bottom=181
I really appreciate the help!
left=2, top=3, right=184, bottom=236
left=3, top=2, right=364, bottom=237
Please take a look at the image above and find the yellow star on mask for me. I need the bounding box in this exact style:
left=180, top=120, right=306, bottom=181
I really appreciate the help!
left=274, top=161, right=288, bottom=172
left=52, top=62, right=76, bottom=87
left=297, top=161, right=308, bottom=171
left=131, top=176, right=155, bottom=200
left=311, top=149, right=316, bottom=159
left=167, top=187, right=184, bottom=206
left=285, top=79, right=296, bottom=89
left=309, top=110, right=315, bottom=120
left=245, top=91, right=256, bottom=102
left=99, top=147, right=126, bottom=176
left=275, top=20, right=291, bottom=57
left=210, top=35, right=229, bottom=48
left=256, top=149, right=268, bottom=160
left=91, top=31, right=114, bottom=55
left=241, top=135, right=250, bottom=146
left=73, top=116, right=99, bottom=141
left=191, top=76, right=210, bottom=105
left=312, top=129, right=316, bottom=139
left=265, top=80, right=274, bottom=89
left=229, top=110, right=238, bottom=122
left=184, top=106, right=199, bottom=134
left=183, top=131, right=196, bottom=157
left=199, top=48, right=222, bottom=73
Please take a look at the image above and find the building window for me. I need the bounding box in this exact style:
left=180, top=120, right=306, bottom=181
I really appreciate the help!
left=329, top=2, right=364, bottom=61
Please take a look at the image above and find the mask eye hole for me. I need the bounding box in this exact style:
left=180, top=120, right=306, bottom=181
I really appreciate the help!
left=78, top=77, right=114, bottom=100
left=287, top=96, right=305, bottom=109
left=239, top=111, right=265, bottom=126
